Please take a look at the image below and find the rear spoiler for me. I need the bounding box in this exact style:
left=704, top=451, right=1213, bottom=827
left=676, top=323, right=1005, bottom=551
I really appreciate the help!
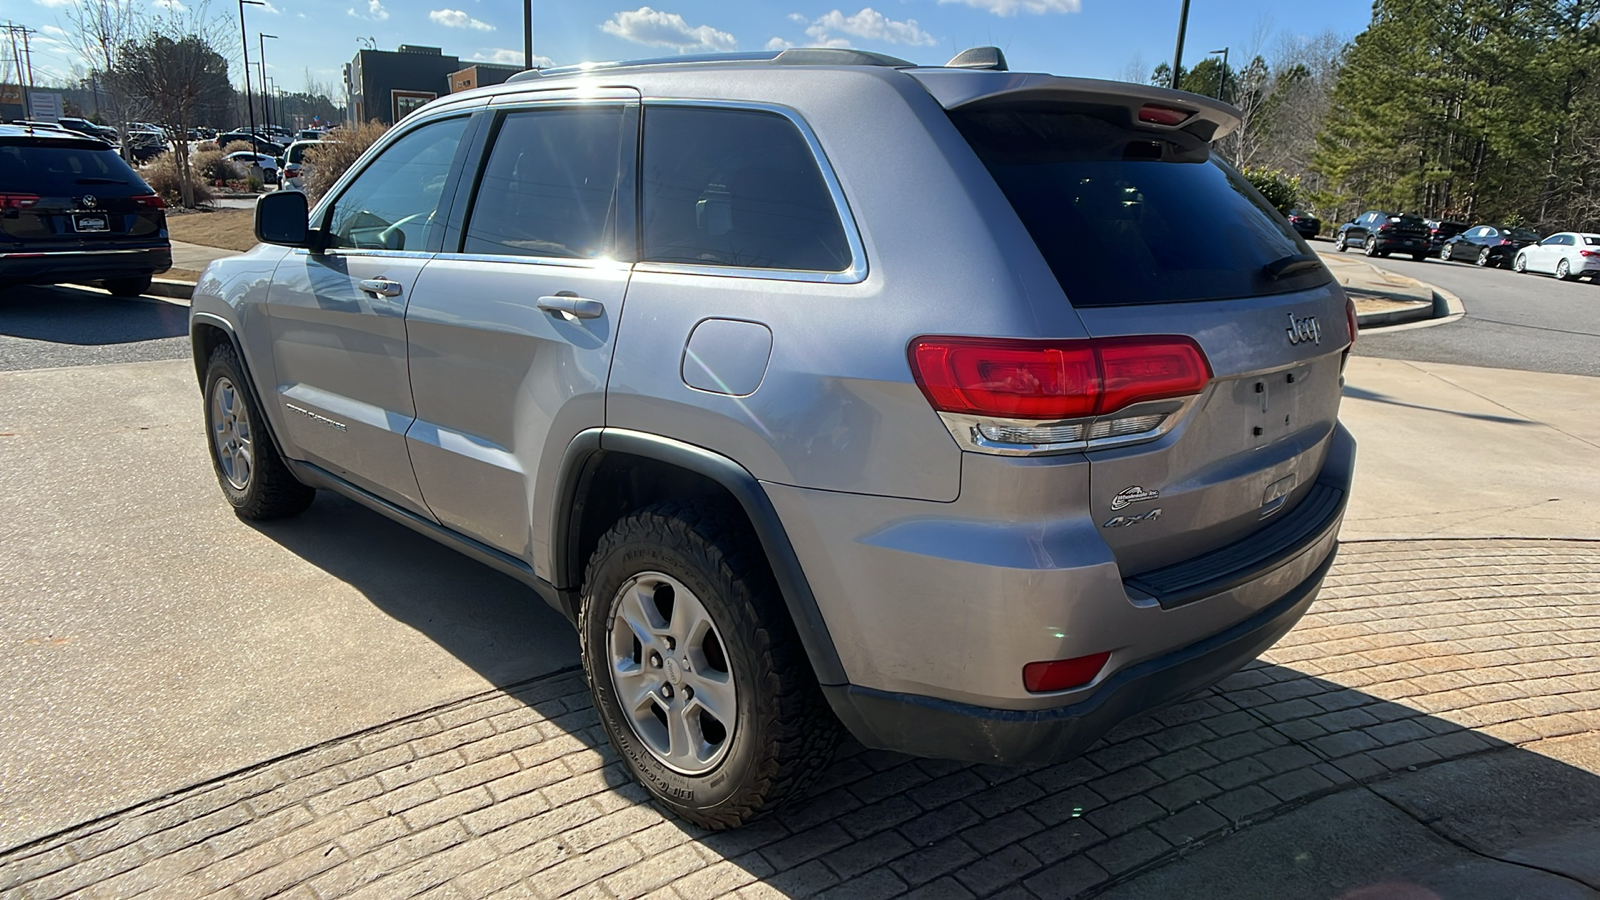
left=907, top=69, right=1242, bottom=143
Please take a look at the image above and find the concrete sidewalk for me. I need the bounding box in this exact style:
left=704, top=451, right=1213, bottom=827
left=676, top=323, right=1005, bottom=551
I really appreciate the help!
left=1318, top=249, right=1447, bottom=328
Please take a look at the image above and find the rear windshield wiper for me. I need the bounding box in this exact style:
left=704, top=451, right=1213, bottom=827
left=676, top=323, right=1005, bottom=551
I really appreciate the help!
left=1262, top=253, right=1322, bottom=280
left=76, top=177, right=127, bottom=185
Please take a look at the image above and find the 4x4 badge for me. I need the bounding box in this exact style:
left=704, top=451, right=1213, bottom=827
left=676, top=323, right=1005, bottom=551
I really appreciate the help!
left=1287, top=313, right=1321, bottom=346
left=1110, top=485, right=1160, bottom=510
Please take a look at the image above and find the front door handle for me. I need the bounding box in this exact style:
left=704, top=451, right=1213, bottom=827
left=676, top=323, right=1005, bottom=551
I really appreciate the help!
left=359, top=278, right=403, bottom=298
left=536, top=294, right=604, bottom=319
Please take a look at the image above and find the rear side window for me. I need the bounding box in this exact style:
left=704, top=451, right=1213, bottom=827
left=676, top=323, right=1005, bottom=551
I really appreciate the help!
left=1584, top=236, right=1600, bottom=246
left=640, top=106, right=851, bottom=273
left=463, top=107, right=626, bottom=260
left=951, top=107, right=1327, bottom=307
left=0, top=141, right=148, bottom=195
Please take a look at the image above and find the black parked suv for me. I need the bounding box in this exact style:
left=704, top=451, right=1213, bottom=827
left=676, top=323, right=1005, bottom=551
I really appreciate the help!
left=0, top=124, right=172, bottom=296
left=1439, top=224, right=1539, bottom=268
left=1334, top=210, right=1430, bottom=259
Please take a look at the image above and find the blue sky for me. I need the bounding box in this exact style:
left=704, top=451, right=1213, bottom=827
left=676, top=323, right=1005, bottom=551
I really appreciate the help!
left=14, top=0, right=1376, bottom=99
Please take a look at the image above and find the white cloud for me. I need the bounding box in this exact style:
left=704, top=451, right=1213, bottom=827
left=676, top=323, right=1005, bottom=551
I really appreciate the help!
left=765, top=37, right=792, bottom=51
left=430, top=8, right=495, bottom=31
left=34, top=0, right=75, bottom=7
left=804, top=8, right=935, bottom=46
left=600, top=7, right=735, bottom=52
left=347, top=0, right=388, bottom=21
left=152, top=0, right=185, bottom=10
left=468, top=48, right=555, bottom=67
left=938, top=0, right=1080, bottom=15
left=41, top=24, right=69, bottom=37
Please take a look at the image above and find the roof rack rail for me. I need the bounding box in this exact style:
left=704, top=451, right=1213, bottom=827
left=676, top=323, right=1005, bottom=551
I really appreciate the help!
left=507, top=47, right=915, bottom=82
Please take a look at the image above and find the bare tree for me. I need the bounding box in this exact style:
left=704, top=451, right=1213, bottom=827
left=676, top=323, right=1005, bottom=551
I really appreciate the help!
left=60, top=0, right=143, bottom=155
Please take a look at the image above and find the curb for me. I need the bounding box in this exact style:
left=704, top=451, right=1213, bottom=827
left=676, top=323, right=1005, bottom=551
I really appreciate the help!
left=146, top=278, right=195, bottom=301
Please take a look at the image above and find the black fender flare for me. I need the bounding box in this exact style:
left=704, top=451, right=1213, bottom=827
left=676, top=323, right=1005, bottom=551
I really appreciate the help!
left=550, top=428, right=848, bottom=687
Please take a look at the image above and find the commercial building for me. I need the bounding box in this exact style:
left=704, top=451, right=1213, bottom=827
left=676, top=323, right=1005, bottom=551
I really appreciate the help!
left=343, top=46, right=528, bottom=125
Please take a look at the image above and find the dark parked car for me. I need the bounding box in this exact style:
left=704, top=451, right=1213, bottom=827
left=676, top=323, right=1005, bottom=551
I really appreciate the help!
left=1334, top=210, right=1431, bottom=259
left=1425, top=219, right=1468, bottom=255
left=1286, top=209, right=1320, bottom=239
left=0, top=124, right=172, bottom=296
left=213, top=131, right=284, bottom=157
left=1439, top=224, right=1540, bottom=267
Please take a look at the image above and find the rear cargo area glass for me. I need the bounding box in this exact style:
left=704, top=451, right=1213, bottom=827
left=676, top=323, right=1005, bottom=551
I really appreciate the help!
left=950, top=107, right=1329, bottom=307
left=0, top=141, right=148, bottom=195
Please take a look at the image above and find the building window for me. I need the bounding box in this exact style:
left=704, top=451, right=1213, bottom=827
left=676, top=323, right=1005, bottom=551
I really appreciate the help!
left=391, top=90, right=436, bottom=122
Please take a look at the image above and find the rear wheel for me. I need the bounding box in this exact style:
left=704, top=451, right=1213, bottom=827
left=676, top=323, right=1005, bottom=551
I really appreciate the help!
left=102, top=275, right=152, bottom=296
left=580, top=501, right=840, bottom=829
left=1476, top=247, right=1492, bottom=267
left=1364, top=240, right=1379, bottom=257
left=1334, top=235, right=1347, bottom=252
left=1556, top=259, right=1572, bottom=281
left=203, top=345, right=315, bottom=519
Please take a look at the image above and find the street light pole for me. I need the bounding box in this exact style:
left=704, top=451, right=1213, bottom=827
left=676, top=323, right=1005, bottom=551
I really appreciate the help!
left=523, top=0, right=533, bottom=70
left=1210, top=47, right=1229, bottom=100
left=1170, top=0, right=1191, bottom=90
left=259, top=33, right=277, bottom=132
left=238, top=0, right=265, bottom=152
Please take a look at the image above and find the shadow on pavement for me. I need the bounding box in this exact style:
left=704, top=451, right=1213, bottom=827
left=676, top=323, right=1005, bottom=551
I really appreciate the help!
left=0, top=284, right=187, bottom=345
left=245, top=491, right=580, bottom=689
left=1342, top=385, right=1535, bottom=426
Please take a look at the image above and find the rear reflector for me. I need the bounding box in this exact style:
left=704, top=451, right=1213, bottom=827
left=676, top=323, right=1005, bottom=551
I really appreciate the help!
left=1137, top=104, right=1192, bottom=126
left=1023, top=652, right=1111, bottom=693
left=1, top=193, right=40, bottom=210
left=133, top=194, right=167, bottom=209
left=1345, top=297, right=1358, bottom=348
left=909, top=336, right=1211, bottom=421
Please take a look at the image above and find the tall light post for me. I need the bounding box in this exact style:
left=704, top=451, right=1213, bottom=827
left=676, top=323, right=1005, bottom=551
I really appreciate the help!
left=1170, top=0, right=1191, bottom=90
left=259, top=33, right=277, bottom=132
left=1209, top=47, right=1229, bottom=100
left=523, top=0, right=533, bottom=70
left=238, top=0, right=265, bottom=152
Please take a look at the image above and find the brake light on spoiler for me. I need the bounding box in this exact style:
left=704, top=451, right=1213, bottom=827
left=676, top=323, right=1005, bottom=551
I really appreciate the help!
left=909, top=335, right=1212, bottom=456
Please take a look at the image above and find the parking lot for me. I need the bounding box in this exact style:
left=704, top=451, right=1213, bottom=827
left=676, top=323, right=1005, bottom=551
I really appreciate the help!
left=2, top=270, right=1599, bottom=898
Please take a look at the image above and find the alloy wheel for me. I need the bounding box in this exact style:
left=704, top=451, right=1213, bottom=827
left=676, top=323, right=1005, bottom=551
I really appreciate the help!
left=1477, top=248, right=1491, bottom=267
left=1557, top=259, right=1571, bottom=280
left=209, top=376, right=253, bottom=490
left=607, top=571, right=737, bottom=775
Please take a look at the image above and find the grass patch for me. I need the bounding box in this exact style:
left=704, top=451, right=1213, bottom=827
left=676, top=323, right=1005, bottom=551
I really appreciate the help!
left=166, top=207, right=258, bottom=252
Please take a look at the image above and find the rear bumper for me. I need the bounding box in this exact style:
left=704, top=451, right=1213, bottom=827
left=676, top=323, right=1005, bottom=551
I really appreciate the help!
left=0, top=245, right=173, bottom=285
left=824, top=546, right=1332, bottom=765
left=1373, top=235, right=1427, bottom=253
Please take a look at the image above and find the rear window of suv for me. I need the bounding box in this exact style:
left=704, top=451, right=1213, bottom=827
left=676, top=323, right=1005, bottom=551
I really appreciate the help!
left=950, top=106, right=1328, bottom=307
left=0, top=139, right=149, bottom=196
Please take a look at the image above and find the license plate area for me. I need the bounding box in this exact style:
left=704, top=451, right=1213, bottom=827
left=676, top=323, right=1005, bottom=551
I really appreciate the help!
left=1244, top=365, right=1310, bottom=447
left=74, top=214, right=110, bottom=233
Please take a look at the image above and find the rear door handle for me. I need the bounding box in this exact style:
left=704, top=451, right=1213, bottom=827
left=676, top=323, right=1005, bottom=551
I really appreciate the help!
left=359, top=278, right=403, bottom=298
left=536, top=294, right=604, bottom=319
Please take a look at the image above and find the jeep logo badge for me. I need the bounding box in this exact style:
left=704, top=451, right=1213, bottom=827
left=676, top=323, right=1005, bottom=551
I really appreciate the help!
left=1287, top=313, right=1321, bottom=346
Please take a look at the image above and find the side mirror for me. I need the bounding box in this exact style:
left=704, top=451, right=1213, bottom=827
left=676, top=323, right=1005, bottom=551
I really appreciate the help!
left=255, top=189, right=311, bottom=247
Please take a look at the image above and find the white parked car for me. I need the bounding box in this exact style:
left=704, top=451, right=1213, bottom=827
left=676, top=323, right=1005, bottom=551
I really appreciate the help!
left=223, top=150, right=281, bottom=185
left=279, top=139, right=333, bottom=191
left=1513, top=232, right=1600, bottom=281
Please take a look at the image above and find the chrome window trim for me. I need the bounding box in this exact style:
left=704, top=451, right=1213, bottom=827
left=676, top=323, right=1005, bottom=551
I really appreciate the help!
left=428, top=251, right=633, bottom=272
left=633, top=97, right=868, bottom=286
left=290, top=248, right=435, bottom=261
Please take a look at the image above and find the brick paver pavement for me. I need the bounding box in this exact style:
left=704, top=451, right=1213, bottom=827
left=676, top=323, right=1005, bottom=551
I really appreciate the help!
left=3, top=539, right=1598, bottom=900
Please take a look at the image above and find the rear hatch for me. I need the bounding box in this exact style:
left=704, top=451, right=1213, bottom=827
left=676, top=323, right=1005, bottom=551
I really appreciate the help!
left=0, top=135, right=167, bottom=251
left=922, top=74, right=1350, bottom=577
left=1378, top=214, right=1430, bottom=246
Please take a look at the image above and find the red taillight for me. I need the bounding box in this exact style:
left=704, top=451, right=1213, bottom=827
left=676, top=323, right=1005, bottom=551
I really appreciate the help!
left=909, top=336, right=1211, bottom=420
left=1023, top=652, right=1111, bottom=693
left=1499, top=238, right=1512, bottom=246
left=1377, top=224, right=1393, bottom=233
left=133, top=193, right=166, bottom=209
left=1, top=193, right=40, bottom=210
left=1137, top=104, right=1192, bottom=126
left=1581, top=250, right=1598, bottom=258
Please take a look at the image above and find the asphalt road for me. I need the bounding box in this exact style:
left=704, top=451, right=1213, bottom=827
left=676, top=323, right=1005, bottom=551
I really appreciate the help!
left=1337, top=244, right=1600, bottom=377
left=0, top=284, right=191, bottom=372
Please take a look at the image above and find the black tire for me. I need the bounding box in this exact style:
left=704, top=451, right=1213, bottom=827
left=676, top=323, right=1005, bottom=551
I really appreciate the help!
left=1364, top=240, right=1379, bottom=257
left=1514, top=253, right=1528, bottom=273
left=1556, top=259, right=1572, bottom=281
left=580, top=500, right=841, bottom=829
left=202, top=344, right=315, bottom=519
left=1476, top=248, right=1492, bottom=267
left=1334, top=235, right=1347, bottom=252
left=102, top=275, right=152, bottom=296
left=1412, top=253, right=1427, bottom=261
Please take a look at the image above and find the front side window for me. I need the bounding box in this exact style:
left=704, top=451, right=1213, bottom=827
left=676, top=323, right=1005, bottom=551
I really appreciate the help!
left=640, top=106, right=852, bottom=273
left=326, top=116, right=467, bottom=251
left=462, top=106, right=626, bottom=260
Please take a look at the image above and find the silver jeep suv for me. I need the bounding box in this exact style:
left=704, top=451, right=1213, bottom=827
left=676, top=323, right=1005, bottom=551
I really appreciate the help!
left=189, top=47, right=1356, bottom=829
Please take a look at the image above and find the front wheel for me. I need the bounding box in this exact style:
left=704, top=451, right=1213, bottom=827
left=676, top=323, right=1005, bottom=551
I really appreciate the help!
left=1556, top=259, right=1572, bottom=281
left=1476, top=248, right=1492, bottom=267
left=580, top=501, right=840, bottom=829
left=203, top=345, right=315, bottom=519
left=1335, top=235, right=1347, bottom=252
left=1514, top=254, right=1528, bottom=273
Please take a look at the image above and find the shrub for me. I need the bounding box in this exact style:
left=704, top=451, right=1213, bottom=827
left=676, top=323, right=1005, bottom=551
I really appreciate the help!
left=303, top=120, right=388, bottom=201
left=219, top=140, right=255, bottom=155
left=194, top=148, right=238, bottom=183
left=138, top=152, right=215, bottom=208
left=1241, top=166, right=1302, bottom=217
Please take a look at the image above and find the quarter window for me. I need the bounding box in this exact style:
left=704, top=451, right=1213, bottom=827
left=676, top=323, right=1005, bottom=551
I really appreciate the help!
left=640, top=106, right=851, bottom=273
left=326, top=116, right=468, bottom=251
left=462, top=107, right=626, bottom=260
